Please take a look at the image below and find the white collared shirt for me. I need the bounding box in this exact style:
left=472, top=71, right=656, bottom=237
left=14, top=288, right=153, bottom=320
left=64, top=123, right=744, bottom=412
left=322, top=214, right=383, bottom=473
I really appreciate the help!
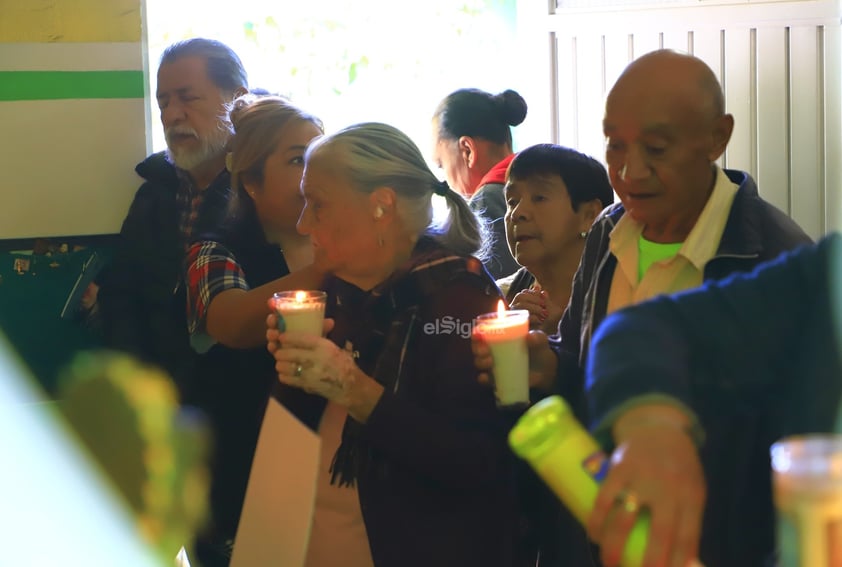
left=606, top=166, right=739, bottom=315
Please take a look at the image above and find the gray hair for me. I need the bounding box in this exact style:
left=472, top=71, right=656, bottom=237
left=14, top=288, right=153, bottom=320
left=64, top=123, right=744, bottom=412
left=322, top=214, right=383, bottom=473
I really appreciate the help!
left=160, top=38, right=248, bottom=96
left=305, top=122, right=490, bottom=260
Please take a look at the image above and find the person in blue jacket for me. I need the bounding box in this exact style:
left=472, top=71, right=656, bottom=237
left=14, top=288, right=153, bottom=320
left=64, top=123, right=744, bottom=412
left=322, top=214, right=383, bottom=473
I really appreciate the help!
left=585, top=234, right=842, bottom=567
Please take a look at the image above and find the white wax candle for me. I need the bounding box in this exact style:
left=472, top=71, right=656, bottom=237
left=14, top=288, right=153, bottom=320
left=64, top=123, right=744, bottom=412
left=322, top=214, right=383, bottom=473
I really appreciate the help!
left=476, top=303, right=529, bottom=407
left=273, top=290, right=326, bottom=336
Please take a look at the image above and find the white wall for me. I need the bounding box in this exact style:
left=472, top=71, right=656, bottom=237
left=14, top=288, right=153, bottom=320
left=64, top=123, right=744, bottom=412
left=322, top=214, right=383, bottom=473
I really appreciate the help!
left=0, top=1, right=147, bottom=240
left=537, top=0, right=841, bottom=238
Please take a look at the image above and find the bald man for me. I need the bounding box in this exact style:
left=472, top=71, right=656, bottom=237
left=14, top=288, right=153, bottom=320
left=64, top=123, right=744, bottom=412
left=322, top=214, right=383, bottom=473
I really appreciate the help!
left=473, top=49, right=811, bottom=567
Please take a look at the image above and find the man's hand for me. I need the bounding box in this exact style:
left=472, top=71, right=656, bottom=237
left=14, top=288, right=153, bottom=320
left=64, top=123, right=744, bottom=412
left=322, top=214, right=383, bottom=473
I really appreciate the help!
left=588, top=405, right=706, bottom=567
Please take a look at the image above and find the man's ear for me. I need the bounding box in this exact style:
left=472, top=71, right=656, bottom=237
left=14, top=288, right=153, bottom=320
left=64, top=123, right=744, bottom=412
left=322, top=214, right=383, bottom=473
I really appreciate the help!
left=708, top=113, right=734, bottom=162
left=458, top=136, right=478, bottom=169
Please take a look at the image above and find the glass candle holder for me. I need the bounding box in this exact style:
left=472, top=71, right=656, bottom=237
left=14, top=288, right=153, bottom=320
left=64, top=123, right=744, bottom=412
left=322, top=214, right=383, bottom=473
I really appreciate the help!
left=475, top=302, right=530, bottom=408
left=272, top=290, right=327, bottom=336
left=771, top=434, right=842, bottom=567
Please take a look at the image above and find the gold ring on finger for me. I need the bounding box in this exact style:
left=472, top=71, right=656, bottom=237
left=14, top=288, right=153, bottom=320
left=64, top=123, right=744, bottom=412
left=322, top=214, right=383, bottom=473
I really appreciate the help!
left=614, top=489, right=641, bottom=514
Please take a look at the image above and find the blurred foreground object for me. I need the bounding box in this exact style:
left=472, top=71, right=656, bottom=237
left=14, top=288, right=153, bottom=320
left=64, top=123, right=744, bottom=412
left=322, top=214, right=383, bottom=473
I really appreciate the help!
left=772, top=435, right=842, bottom=567
left=509, top=395, right=649, bottom=567
left=0, top=336, right=159, bottom=566
left=175, top=546, right=192, bottom=566
left=58, top=351, right=210, bottom=564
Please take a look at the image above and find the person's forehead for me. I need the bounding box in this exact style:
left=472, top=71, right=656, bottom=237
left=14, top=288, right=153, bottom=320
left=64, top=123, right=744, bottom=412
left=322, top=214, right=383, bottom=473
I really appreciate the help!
left=156, top=56, right=213, bottom=93
left=605, top=71, right=703, bottom=126
left=508, top=173, right=567, bottom=191
left=301, top=173, right=358, bottom=206
left=271, top=138, right=318, bottom=165
left=603, top=91, right=685, bottom=135
left=431, top=137, right=444, bottom=159
left=303, top=153, right=343, bottom=186
left=300, top=168, right=326, bottom=196
left=433, top=142, right=458, bottom=168
left=278, top=120, right=321, bottom=144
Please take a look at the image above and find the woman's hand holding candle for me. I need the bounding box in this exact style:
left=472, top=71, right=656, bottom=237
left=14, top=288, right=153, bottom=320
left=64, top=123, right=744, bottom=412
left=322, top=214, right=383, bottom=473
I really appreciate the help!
left=474, top=302, right=531, bottom=407
left=472, top=327, right=558, bottom=393
left=267, top=316, right=383, bottom=423
left=272, top=330, right=354, bottom=402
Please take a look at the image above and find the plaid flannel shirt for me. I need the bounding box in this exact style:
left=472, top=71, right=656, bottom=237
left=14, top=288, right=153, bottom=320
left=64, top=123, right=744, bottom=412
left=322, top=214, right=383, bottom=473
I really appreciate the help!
left=185, top=240, right=249, bottom=337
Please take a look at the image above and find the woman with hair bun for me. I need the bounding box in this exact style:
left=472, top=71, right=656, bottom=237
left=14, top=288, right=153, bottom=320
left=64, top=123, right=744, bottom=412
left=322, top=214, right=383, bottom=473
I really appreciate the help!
left=432, top=88, right=528, bottom=279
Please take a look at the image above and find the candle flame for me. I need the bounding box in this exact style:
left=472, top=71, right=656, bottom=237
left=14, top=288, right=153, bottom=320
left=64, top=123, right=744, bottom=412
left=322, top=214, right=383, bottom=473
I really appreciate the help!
left=497, top=299, right=507, bottom=316
left=295, top=291, right=307, bottom=303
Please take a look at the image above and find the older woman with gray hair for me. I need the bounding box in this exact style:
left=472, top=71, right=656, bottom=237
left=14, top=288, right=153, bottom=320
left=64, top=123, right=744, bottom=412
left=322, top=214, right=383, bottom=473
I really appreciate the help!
left=266, top=123, right=532, bottom=567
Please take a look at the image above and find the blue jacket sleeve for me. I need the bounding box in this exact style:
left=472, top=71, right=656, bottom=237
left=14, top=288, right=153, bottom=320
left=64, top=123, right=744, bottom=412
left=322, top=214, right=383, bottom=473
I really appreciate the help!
left=585, top=234, right=840, bottom=444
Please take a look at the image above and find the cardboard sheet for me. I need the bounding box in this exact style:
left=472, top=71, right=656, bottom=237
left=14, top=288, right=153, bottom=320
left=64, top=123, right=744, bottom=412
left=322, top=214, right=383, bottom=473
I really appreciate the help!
left=231, top=399, right=320, bottom=567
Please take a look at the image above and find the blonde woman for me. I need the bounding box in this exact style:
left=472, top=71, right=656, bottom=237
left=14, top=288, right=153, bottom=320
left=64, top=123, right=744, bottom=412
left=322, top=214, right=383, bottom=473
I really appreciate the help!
left=184, top=94, right=327, bottom=565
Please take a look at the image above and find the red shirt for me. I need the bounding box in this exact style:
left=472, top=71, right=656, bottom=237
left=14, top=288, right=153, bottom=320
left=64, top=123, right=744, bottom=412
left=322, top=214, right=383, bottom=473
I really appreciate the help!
left=471, top=153, right=515, bottom=196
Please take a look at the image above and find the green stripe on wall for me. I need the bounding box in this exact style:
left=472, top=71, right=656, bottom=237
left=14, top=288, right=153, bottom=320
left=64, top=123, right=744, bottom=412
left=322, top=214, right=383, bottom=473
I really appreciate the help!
left=0, top=70, right=143, bottom=101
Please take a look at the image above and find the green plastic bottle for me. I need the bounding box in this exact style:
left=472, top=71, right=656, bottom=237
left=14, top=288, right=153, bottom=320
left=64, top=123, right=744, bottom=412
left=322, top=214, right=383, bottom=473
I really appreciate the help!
left=509, top=395, right=650, bottom=567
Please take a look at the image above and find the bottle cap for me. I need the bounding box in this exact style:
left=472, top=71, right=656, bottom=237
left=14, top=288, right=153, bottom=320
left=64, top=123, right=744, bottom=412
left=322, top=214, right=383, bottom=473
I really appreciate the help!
left=509, top=395, right=575, bottom=461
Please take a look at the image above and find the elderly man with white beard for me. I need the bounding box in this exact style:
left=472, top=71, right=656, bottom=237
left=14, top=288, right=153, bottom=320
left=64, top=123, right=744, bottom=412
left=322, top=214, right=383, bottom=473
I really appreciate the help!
left=97, top=38, right=248, bottom=405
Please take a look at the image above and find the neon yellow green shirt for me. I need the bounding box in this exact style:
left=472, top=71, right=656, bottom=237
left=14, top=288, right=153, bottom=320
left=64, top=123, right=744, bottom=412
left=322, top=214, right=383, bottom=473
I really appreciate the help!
left=638, top=237, right=683, bottom=280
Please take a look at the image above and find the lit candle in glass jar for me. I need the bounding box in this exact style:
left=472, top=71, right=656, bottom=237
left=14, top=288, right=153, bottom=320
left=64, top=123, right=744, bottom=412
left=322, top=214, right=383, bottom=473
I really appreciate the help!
left=475, top=300, right=530, bottom=408
left=272, top=290, right=327, bottom=336
left=772, top=435, right=842, bottom=566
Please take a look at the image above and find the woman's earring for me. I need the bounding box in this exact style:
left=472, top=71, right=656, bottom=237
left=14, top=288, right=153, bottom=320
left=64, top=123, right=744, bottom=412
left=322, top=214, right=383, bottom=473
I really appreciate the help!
left=374, top=207, right=384, bottom=219
left=580, top=231, right=587, bottom=239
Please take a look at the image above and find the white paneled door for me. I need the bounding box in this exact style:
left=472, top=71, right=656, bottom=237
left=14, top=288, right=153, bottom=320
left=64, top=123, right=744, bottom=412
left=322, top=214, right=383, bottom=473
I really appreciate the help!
left=540, top=0, right=841, bottom=238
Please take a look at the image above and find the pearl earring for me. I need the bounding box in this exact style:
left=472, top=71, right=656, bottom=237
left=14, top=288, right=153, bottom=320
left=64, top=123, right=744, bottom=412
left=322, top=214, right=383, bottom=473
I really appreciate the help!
left=580, top=231, right=587, bottom=239
left=374, top=207, right=384, bottom=219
